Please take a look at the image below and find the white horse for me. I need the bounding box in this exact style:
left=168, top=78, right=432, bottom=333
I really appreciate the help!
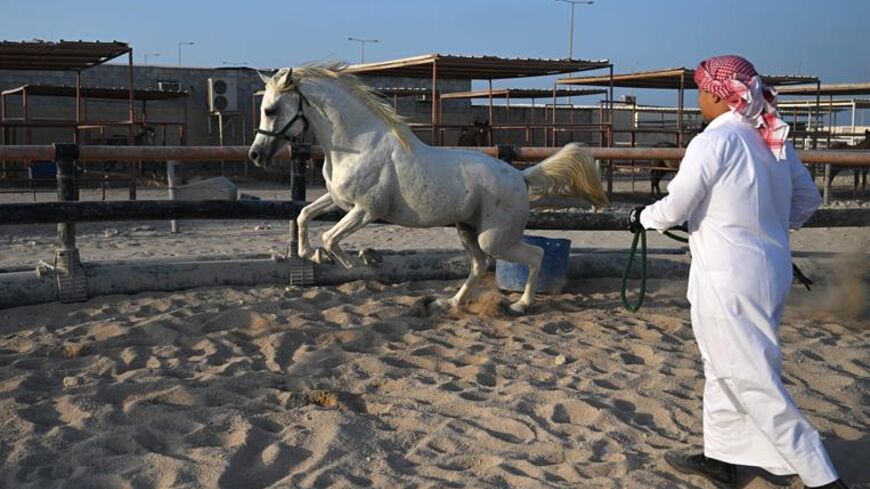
left=248, top=65, right=608, bottom=314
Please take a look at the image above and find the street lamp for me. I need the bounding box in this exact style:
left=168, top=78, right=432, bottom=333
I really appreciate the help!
left=177, top=41, right=195, bottom=66
left=554, top=0, right=593, bottom=59
left=144, top=52, right=160, bottom=65
left=347, top=37, right=379, bottom=63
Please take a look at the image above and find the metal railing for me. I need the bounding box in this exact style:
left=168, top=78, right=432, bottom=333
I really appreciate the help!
left=1, top=142, right=868, bottom=305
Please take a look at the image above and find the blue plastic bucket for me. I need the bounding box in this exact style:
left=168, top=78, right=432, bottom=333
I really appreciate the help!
left=495, top=235, right=571, bottom=294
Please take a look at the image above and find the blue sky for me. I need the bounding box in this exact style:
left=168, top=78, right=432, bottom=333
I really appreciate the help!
left=3, top=0, right=868, bottom=107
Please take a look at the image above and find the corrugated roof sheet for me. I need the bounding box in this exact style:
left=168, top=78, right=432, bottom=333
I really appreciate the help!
left=776, top=83, right=870, bottom=97
left=0, top=40, right=130, bottom=71
left=346, top=53, right=610, bottom=80
left=558, top=67, right=817, bottom=89
left=1, top=84, right=188, bottom=100
left=441, top=88, right=607, bottom=100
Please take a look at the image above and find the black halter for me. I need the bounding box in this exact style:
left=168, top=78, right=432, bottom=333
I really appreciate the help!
left=255, top=90, right=310, bottom=142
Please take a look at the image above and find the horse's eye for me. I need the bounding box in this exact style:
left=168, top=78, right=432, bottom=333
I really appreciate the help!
left=264, top=107, right=277, bottom=117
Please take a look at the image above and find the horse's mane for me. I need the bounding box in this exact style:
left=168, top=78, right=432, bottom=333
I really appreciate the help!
left=268, top=63, right=413, bottom=150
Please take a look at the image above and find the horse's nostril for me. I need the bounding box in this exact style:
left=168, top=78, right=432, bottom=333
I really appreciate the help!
left=249, top=150, right=259, bottom=162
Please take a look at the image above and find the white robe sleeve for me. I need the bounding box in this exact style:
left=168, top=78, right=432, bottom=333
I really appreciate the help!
left=786, top=143, right=822, bottom=230
left=640, top=135, right=720, bottom=232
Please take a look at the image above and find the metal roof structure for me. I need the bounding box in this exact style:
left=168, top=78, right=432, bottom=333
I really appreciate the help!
left=0, top=40, right=131, bottom=71
left=346, top=54, right=610, bottom=146
left=779, top=98, right=870, bottom=111
left=374, top=87, right=433, bottom=97
left=440, top=88, right=607, bottom=100
left=347, top=53, right=610, bottom=80
left=776, top=83, right=870, bottom=97
left=557, top=67, right=818, bottom=89
left=2, top=84, right=188, bottom=101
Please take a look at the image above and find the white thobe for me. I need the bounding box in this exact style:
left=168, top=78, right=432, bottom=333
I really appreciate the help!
left=640, top=111, right=838, bottom=487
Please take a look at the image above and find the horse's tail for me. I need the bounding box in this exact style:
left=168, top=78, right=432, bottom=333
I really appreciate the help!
left=522, top=143, right=609, bottom=208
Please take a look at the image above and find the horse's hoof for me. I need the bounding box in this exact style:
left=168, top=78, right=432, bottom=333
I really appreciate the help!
left=417, top=297, right=452, bottom=317
left=430, top=298, right=452, bottom=312
left=311, top=248, right=334, bottom=265
left=358, top=248, right=383, bottom=266
left=507, top=302, right=529, bottom=316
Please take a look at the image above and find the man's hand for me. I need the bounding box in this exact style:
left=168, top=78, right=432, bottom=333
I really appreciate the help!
left=627, top=206, right=646, bottom=234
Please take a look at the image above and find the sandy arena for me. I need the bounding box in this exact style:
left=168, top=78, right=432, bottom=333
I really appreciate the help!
left=0, top=181, right=867, bottom=488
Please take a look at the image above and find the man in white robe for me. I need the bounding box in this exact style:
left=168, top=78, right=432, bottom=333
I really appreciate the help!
left=631, top=55, right=846, bottom=489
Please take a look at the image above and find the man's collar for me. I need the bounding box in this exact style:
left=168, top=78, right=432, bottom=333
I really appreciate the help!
left=705, top=111, right=735, bottom=131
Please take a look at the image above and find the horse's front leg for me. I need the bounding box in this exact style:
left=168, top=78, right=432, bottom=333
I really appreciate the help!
left=297, top=193, right=339, bottom=263
left=321, top=206, right=377, bottom=269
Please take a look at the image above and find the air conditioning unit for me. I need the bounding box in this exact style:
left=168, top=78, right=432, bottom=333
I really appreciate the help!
left=207, top=76, right=238, bottom=113
left=621, top=95, right=637, bottom=105
left=158, top=80, right=182, bottom=92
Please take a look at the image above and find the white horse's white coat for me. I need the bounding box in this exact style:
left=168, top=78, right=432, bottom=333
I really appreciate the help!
left=249, top=65, right=608, bottom=314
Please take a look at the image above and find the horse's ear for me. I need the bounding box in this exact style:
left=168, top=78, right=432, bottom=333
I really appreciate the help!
left=257, top=71, right=271, bottom=85
left=277, top=68, right=294, bottom=89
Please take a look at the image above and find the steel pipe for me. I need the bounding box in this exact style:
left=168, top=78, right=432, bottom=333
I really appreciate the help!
left=1, top=201, right=866, bottom=228
left=1, top=145, right=869, bottom=165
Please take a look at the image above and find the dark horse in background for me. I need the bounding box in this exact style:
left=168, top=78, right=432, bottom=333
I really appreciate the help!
left=457, top=118, right=489, bottom=147
left=648, top=141, right=679, bottom=199
left=827, top=129, right=868, bottom=197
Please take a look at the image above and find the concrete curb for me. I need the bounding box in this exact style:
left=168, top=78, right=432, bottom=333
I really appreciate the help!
left=0, top=250, right=864, bottom=309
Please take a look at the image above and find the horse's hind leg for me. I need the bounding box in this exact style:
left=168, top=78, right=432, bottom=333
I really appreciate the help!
left=478, top=229, right=544, bottom=315
left=321, top=206, right=376, bottom=269
left=432, top=224, right=489, bottom=311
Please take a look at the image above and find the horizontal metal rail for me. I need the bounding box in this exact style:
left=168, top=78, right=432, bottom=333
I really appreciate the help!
left=1, top=199, right=866, bottom=229
left=2, top=145, right=870, bottom=165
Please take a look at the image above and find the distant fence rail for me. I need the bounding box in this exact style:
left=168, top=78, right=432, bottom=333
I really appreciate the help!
left=1, top=200, right=867, bottom=229
left=0, top=142, right=867, bottom=307
left=2, top=144, right=870, bottom=165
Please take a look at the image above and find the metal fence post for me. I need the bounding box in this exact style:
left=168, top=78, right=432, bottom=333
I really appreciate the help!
left=288, top=144, right=309, bottom=258
left=822, top=163, right=831, bottom=205
left=284, top=144, right=314, bottom=286
left=54, top=143, right=88, bottom=303
left=166, top=160, right=180, bottom=233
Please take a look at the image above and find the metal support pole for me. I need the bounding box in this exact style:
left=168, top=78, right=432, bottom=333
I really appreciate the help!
left=167, top=160, right=180, bottom=233
left=75, top=70, right=82, bottom=144
left=677, top=72, right=685, bottom=147
left=218, top=112, right=225, bottom=176
left=823, top=163, right=831, bottom=205
left=54, top=143, right=88, bottom=303
left=606, top=66, right=614, bottom=200
left=488, top=79, right=494, bottom=146
left=552, top=84, right=558, bottom=147
left=431, top=61, right=438, bottom=146
left=288, top=144, right=309, bottom=258
left=128, top=49, right=137, bottom=200
left=813, top=79, right=821, bottom=150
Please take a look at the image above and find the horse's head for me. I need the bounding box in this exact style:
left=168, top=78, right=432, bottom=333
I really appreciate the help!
left=249, top=68, right=310, bottom=168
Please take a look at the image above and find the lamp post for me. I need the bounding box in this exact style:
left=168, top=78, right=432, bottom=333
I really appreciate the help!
left=554, top=0, right=593, bottom=59
left=177, top=41, right=195, bottom=66
left=347, top=37, right=379, bottom=63
left=144, top=52, right=160, bottom=65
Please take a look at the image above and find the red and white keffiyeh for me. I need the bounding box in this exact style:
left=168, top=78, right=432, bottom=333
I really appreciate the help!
left=694, top=55, right=790, bottom=160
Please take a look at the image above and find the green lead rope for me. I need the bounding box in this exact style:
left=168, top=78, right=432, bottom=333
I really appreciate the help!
left=621, top=228, right=813, bottom=311
left=621, top=227, right=689, bottom=312
left=621, top=228, right=648, bottom=313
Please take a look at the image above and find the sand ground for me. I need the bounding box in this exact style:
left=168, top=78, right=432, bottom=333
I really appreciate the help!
left=0, top=178, right=867, bottom=488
